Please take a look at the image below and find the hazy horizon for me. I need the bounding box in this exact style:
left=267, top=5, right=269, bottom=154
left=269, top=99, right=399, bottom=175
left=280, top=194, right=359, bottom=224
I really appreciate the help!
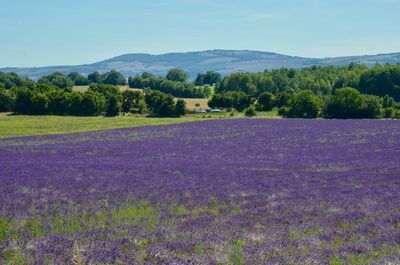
left=1, top=0, right=400, bottom=67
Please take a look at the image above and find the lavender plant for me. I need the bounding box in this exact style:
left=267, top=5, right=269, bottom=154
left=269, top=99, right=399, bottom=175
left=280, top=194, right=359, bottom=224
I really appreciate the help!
left=0, top=119, right=399, bottom=264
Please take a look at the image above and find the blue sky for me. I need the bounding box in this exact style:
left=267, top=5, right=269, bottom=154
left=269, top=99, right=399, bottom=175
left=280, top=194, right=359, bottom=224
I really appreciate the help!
left=1, top=0, right=399, bottom=67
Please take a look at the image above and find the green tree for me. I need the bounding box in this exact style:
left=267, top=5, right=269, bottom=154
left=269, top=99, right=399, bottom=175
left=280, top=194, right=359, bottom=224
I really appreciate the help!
left=166, top=68, right=189, bottom=82
left=14, top=88, right=33, bottom=114
left=68, top=92, right=83, bottom=115
left=256, top=92, right=276, bottom=111
left=359, top=94, right=382, bottom=119
left=195, top=71, right=222, bottom=85
left=128, top=75, right=144, bottom=88
left=68, top=72, right=89, bottom=86
left=80, top=91, right=105, bottom=116
left=158, top=94, right=175, bottom=116
left=87, top=72, right=104, bottom=84
left=0, top=87, right=14, bottom=112
left=284, top=90, right=321, bottom=118
left=88, top=83, right=120, bottom=98
left=0, top=72, right=34, bottom=89
left=106, top=95, right=121, bottom=116
left=208, top=91, right=251, bottom=112
left=276, top=91, right=292, bottom=108
left=38, top=72, right=74, bottom=89
left=323, top=87, right=364, bottom=119
left=31, top=93, right=49, bottom=114
left=48, top=90, right=72, bottom=115
left=174, top=99, right=187, bottom=116
left=145, top=90, right=175, bottom=116
left=121, top=90, right=144, bottom=113
left=103, top=70, right=127, bottom=85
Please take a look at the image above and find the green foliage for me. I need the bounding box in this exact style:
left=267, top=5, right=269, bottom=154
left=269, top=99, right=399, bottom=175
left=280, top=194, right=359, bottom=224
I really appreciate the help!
left=323, top=87, right=382, bottom=119
left=244, top=106, right=256, bottom=117
left=88, top=83, right=120, bottom=98
left=195, top=71, right=222, bottom=85
left=133, top=238, right=149, bottom=250
left=0, top=71, right=34, bottom=89
left=106, top=95, right=121, bottom=116
left=158, top=95, right=175, bottom=117
left=166, top=68, right=189, bottom=82
left=47, top=90, right=72, bottom=115
left=80, top=91, right=105, bottom=116
left=23, top=218, right=47, bottom=238
left=360, top=94, right=382, bottom=119
left=128, top=73, right=210, bottom=98
left=276, top=91, right=292, bottom=108
left=256, top=92, right=276, bottom=111
left=137, top=99, right=147, bottom=114
left=0, top=216, right=9, bottom=243
left=87, top=71, right=104, bottom=84
left=358, top=64, right=400, bottom=101
left=330, top=257, right=343, bottom=265
left=69, top=92, right=84, bottom=115
left=208, top=91, right=252, bottom=112
left=4, top=65, right=400, bottom=119
left=14, top=88, right=33, bottom=114
left=103, top=70, right=127, bottom=85
left=218, top=73, right=262, bottom=96
left=0, top=87, right=15, bottom=112
left=283, top=90, right=321, bottom=118
left=382, top=107, right=396, bottom=119
left=174, top=99, right=187, bottom=116
left=121, top=90, right=145, bottom=113
left=31, top=93, right=49, bottom=115
left=38, top=72, right=74, bottom=89
left=172, top=205, right=187, bottom=215
left=68, top=72, right=89, bottom=86
left=194, top=244, right=204, bottom=255
left=145, top=90, right=176, bottom=116
left=229, top=238, right=246, bottom=265
left=112, top=202, right=159, bottom=230
left=382, top=95, right=397, bottom=108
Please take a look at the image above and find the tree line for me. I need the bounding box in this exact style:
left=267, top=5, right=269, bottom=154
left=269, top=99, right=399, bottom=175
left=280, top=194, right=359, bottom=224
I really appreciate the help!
left=0, top=82, right=186, bottom=117
left=128, top=68, right=214, bottom=98
left=1, top=63, right=400, bottom=119
left=208, top=63, right=400, bottom=119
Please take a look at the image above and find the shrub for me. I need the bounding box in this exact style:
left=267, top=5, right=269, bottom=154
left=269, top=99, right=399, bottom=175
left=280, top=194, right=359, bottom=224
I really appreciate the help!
left=0, top=87, right=14, bottom=112
left=382, top=108, right=396, bottom=119
left=174, top=99, right=187, bottom=116
left=106, top=95, right=121, bottom=116
left=324, top=87, right=382, bottom=119
left=284, top=90, right=321, bottom=119
left=256, top=92, right=276, bottom=111
left=244, top=106, right=256, bottom=117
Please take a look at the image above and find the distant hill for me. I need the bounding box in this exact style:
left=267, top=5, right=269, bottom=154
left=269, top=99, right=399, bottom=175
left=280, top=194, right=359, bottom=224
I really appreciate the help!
left=2, top=50, right=400, bottom=80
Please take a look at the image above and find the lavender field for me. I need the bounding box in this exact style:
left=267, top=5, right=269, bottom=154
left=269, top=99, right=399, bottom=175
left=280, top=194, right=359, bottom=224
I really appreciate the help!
left=0, top=119, right=400, bottom=264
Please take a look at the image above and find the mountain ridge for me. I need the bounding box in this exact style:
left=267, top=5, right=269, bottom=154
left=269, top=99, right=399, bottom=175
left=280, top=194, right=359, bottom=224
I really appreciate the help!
left=2, top=50, right=400, bottom=80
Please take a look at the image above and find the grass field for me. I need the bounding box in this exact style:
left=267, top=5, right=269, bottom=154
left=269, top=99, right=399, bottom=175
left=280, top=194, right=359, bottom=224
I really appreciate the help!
left=175, top=98, right=209, bottom=111
left=0, top=114, right=205, bottom=138
left=0, top=110, right=279, bottom=138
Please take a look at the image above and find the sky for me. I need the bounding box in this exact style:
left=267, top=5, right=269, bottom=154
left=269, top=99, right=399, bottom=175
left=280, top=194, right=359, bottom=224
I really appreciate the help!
left=0, top=0, right=399, bottom=67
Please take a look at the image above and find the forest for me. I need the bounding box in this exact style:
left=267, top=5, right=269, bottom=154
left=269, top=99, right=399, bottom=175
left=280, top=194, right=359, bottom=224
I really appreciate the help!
left=0, top=63, right=399, bottom=118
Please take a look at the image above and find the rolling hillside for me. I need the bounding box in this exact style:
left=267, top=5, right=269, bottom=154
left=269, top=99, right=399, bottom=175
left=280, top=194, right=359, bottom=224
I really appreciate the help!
left=2, top=50, right=400, bottom=80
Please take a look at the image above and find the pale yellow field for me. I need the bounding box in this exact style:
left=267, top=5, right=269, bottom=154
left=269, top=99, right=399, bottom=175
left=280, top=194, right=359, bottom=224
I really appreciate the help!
left=175, top=98, right=209, bottom=111
left=73, top=85, right=135, bottom=93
